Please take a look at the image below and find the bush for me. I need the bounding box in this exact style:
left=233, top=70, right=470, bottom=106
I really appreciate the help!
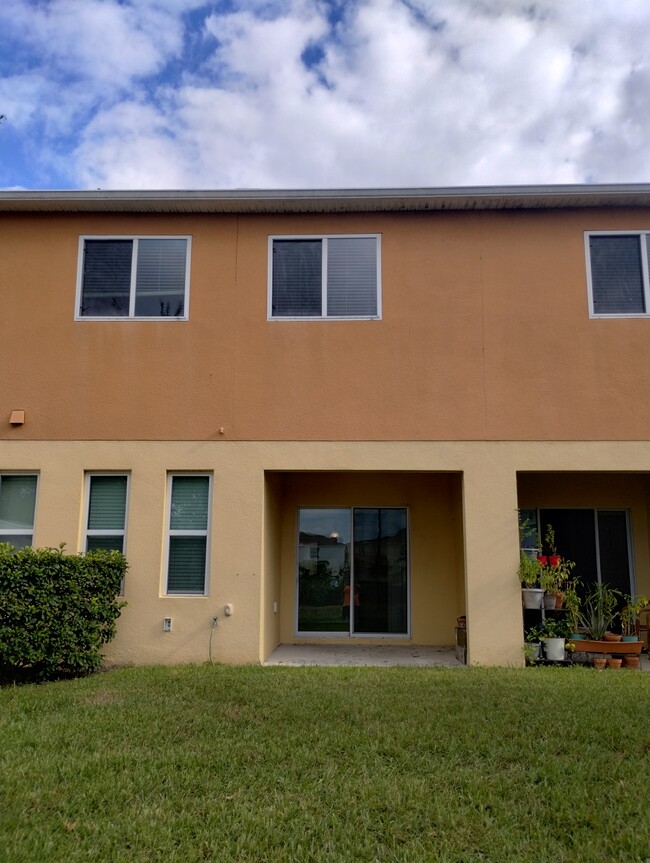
left=0, top=544, right=126, bottom=682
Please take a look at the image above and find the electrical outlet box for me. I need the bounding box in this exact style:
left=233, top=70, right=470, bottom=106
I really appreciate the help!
left=224, top=603, right=233, bottom=617
left=163, top=617, right=172, bottom=632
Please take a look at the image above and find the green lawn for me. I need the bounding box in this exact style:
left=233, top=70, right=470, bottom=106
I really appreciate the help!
left=1, top=664, right=649, bottom=862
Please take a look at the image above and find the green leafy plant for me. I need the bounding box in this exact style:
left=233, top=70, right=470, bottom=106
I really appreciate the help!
left=578, top=583, right=621, bottom=641
left=518, top=552, right=542, bottom=587
left=518, top=513, right=541, bottom=552
left=0, top=543, right=126, bottom=682
left=538, top=524, right=576, bottom=598
left=525, top=624, right=545, bottom=644
left=563, top=580, right=582, bottom=632
left=544, top=524, right=558, bottom=556
left=620, top=593, right=649, bottom=636
left=522, top=642, right=540, bottom=664
left=540, top=616, right=571, bottom=639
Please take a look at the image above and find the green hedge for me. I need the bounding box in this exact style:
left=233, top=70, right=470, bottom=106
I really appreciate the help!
left=0, top=544, right=127, bottom=682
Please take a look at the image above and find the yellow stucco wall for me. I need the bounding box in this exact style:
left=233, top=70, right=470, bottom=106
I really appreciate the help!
left=4, top=439, right=650, bottom=667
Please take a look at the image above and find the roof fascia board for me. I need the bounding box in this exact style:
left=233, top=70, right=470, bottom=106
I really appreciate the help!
left=3, top=184, right=650, bottom=214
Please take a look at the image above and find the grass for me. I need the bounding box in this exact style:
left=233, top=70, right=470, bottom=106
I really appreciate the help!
left=1, top=665, right=650, bottom=862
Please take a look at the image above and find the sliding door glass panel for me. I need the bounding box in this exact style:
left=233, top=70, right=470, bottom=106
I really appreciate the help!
left=298, top=509, right=351, bottom=632
left=353, top=508, right=408, bottom=635
left=597, top=511, right=631, bottom=595
left=539, top=508, right=598, bottom=592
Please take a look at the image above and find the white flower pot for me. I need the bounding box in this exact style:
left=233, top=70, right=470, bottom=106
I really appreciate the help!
left=522, top=588, right=544, bottom=609
left=543, top=637, right=566, bottom=661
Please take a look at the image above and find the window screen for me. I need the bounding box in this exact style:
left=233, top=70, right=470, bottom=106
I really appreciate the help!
left=589, top=235, right=646, bottom=314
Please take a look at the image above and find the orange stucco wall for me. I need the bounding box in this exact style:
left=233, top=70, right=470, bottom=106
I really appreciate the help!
left=3, top=207, right=650, bottom=442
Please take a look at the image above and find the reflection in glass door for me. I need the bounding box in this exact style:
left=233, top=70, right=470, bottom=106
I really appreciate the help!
left=297, top=507, right=409, bottom=636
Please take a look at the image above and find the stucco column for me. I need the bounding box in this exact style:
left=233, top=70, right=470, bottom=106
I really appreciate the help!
left=212, top=450, right=265, bottom=664
left=462, top=462, right=522, bottom=666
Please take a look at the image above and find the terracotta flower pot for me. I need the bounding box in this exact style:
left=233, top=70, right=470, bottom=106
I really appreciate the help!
left=553, top=592, right=564, bottom=609
left=604, top=632, right=622, bottom=642
left=592, top=657, right=607, bottom=670
left=549, top=555, right=561, bottom=567
left=537, top=555, right=548, bottom=566
left=623, top=655, right=640, bottom=670
left=607, top=657, right=623, bottom=669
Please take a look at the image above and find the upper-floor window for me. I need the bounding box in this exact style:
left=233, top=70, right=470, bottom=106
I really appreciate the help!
left=268, top=235, right=381, bottom=319
left=586, top=232, right=650, bottom=316
left=76, top=236, right=191, bottom=319
left=0, top=473, right=37, bottom=549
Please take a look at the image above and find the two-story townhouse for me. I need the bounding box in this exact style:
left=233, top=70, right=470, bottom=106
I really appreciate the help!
left=2, top=184, right=650, bottom=667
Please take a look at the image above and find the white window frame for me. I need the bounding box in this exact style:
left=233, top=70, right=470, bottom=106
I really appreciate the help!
left=75, top=235, right=192, bottom=321
left=585, top=230, right=650, bottom=318
left=163, top=472, right=212, bottom=597
left=82, top=472, right=129, bottom=552
left=267, top=234, right=382, bottom=321
left=0, top=472, right=39, bottom=548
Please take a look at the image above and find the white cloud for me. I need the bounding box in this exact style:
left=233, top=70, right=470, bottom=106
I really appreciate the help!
left=0, top=0, right=188, bottom=89
left=3, top=0, right=650, bottom=189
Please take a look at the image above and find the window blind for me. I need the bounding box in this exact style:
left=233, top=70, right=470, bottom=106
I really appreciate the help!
left=272, top=240, right=322, bottom=316
left=167, top=536, right=207, bottom=593
left=590, top=235, right=645, bottom=314
left=327, top=237, right=377, bottom=316
left=88, top=476, right=127, bottom=530
left=81, top=240, right=132, bottom=316
left=0, top=475, right=37, bottom=530
left=135, top=239, right=187, bottom=317
left=170, top=476, right=209, bottom=530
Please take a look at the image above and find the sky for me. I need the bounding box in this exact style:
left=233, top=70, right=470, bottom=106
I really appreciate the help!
left=1, top=0, right=649, bottom=191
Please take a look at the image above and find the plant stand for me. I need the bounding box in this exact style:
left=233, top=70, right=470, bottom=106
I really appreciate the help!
left=567, top=639, right=643, bottom=655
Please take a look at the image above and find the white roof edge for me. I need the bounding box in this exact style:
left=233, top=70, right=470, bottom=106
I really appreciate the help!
left=3, top=183, right=650, bottom=213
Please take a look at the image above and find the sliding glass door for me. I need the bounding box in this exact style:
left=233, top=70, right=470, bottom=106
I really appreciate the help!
left=297, top=507, right=409, bottom=636
left=531, top=508, right=634, bottom=595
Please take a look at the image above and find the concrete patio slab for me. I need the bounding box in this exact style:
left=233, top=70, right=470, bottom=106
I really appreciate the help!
left=263, top=644, right=463, bottom=667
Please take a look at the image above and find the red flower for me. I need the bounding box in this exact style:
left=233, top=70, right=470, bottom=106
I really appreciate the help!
left=537, top=555, right=548, bottom=566
left=549, top=555, right=561, bottom=567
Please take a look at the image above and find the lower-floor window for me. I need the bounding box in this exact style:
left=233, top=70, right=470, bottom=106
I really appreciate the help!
left=297, top=507, right=408, bottom=635
left=85, top=474, right=128, bottom=553
left=166, top=474, right=211, bottom=595
left=0, top=474, right=37, bottom=549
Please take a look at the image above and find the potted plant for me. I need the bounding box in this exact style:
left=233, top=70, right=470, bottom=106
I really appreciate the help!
left=540, top=616, right=571, bottom=661
left=538, top=524, right=576, bottom=609
left=518, top=552, right=544, bottom=609
left=578, top=583, right=621, bottom=641
left=524, top=624, right=544, bottom=663
left=545, top=524, right=561, bottom=567
left=620, top=594, right=649, bottom=641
